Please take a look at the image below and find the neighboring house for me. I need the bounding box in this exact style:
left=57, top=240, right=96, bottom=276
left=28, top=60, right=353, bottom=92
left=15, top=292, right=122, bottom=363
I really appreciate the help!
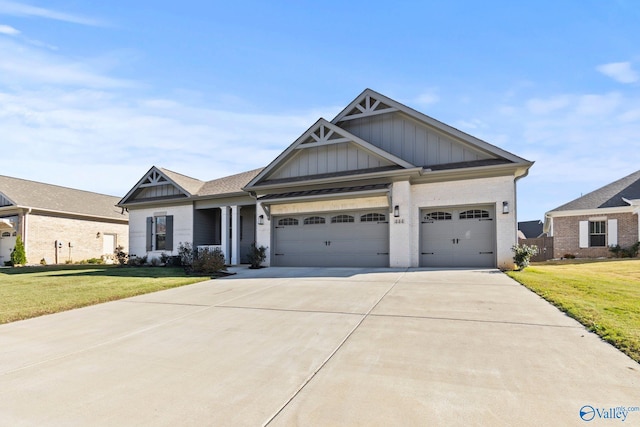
left=518, top=220, right=545, bottom=239
left=0, top=175, right=128, bottom=265
left=544, top=170, right=640, bottom=258
left=119, top=89, right=533, bottom=269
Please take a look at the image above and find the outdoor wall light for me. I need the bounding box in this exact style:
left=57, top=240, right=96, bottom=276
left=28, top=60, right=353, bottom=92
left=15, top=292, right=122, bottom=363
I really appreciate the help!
left=394, top=205, right=400, bottom=217
left=96, top=232, right=101, bottom=238
left=258, top=214, right=264, bottom=225
left=502, top=201, right=509, bottom=214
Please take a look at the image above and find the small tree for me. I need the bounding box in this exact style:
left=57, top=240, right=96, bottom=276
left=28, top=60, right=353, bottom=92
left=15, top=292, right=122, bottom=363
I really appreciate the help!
left=247, top=243, right=267, bottom=269
left=512, top=244, right=538, bottom=270
left=11, top=235, right=27, bottom=266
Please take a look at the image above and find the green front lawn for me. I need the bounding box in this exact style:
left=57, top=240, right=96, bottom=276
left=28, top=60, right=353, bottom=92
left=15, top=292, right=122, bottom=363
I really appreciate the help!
left=507, top=259, right=640, bottom=363
left=0, top=265, right=211, bottom=324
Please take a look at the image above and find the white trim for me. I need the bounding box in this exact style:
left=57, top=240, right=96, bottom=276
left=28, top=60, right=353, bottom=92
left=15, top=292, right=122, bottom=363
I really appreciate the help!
left=579, top=221, right=588, bottom=248
left=608, top=219, right=618, bottom=246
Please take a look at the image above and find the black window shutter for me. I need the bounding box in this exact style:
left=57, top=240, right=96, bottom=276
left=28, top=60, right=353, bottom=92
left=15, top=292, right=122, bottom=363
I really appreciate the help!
left=165, top=215, right=174, bottom=251
left=146, top=217, right=153, bottom=251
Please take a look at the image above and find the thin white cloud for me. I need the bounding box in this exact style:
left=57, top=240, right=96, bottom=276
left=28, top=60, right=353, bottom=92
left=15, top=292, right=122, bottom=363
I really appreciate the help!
left=0, top=38, right=134, bottom=88
left=0, top=23, right=18, bottom=35
left=526, top=95, right=570, bottom=115
left=0, top=0, right=103, bottom=26
left=596, top=61, right=638, bottom=84
left=415, top=90, right=440, bottom=106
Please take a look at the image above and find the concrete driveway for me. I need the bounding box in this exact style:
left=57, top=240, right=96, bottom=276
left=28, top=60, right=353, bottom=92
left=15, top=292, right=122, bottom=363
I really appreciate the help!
left=1, top=268, right=638, bottom=426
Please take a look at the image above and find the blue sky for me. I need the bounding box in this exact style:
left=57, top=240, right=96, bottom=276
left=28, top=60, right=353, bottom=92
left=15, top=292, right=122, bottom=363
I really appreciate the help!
left=1, top=0, right=639, bottom=221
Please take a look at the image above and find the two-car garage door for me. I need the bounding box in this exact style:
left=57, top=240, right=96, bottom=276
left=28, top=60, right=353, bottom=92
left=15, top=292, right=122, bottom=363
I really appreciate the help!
left=272, top=210, right=389, bottom=267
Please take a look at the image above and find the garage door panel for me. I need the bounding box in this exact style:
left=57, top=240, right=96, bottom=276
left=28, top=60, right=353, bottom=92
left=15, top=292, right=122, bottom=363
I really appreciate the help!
left=273, top=211, right=388, bottom=267
left=420, top=206, right=495, bottom=268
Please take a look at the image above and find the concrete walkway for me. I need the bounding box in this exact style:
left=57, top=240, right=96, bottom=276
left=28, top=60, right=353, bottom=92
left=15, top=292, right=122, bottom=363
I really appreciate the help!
left=0, top=268, right=638, bottom=426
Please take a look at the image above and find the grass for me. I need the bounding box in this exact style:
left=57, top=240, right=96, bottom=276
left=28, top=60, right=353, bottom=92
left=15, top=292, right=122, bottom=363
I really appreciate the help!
left=0, top=265, right=211, bottom=324
left=507, top=259, right=640, bottom=363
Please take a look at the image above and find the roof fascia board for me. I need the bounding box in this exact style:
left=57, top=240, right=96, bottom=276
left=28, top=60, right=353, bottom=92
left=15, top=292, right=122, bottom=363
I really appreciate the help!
left=414, top=162, right=533, bottom=184
left=546, top=205, right=635, bottom=218
left=249, top=167, right=423, bottom=194
left=333, top=89, right=530, bottom=164
left=119, top=199, right=194, bottom=210
left=9, top=205, right=128, bottom=223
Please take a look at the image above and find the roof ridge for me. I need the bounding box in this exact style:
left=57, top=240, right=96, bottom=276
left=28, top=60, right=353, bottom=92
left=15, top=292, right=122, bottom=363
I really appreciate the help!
left=0, top=174, right=121, bottom=199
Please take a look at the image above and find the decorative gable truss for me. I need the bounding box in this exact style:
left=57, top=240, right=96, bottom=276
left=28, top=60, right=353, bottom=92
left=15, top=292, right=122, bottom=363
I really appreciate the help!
left=119, top=167, right=192, bottom=204
left=250, top=119, right=415, bottom=184
left=337, top=93, right=398, bottom=122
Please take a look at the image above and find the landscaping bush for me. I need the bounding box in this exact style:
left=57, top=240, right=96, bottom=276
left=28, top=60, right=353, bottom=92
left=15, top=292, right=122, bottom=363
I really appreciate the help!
left=511, top=243, right=538, bottom=270
left=192, top=247, right=226, bottom=275
left=114, top=246, right=128, bottom=266
left=127, top=255, right=147, bottom=267
left=10, top=235, right=26, bottom=266
left=247, top=243, right=267, bottom=269
left=609, top=242, right=640, bottom=258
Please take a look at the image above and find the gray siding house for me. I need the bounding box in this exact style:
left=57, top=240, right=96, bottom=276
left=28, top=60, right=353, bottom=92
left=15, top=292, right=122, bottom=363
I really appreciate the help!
left=119, top=89, right=533, bottom=269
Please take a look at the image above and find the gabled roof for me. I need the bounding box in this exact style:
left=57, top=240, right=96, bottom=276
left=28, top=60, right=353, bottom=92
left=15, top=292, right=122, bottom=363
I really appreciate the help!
left=0, top=175, right=127, bottom=221
left=119, top=166, right=263, bottom=206
left=333, top=88, right=530, bottom=165
left=550, top=169, right=640, bottom=212
left=245, top=118, right=416, bottom=189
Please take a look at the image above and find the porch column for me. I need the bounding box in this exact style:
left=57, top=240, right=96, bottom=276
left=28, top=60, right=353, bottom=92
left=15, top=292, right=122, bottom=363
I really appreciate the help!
left=230, top=205, right=240, bottom=265
left=220, top=206, right=230, bottom=264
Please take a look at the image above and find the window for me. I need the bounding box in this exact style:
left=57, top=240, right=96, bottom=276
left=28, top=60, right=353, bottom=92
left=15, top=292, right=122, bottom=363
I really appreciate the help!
left=360, top=213, right=386, bottom=222
left=459, top=209, right=490, bottom=219
left=155, top=216, right=167, bottom=250
left=304, top=216, right=325, bottom=225
left=331, top=215, right=354, bottom=223
left=278, top=218, right=299, bottom=226
left=589, top=221, right=606, bottom=247
left=1, top=232, right=10, bottom=237
left=146, top=215, right=173, bottom=251
left=425, top=211, right=452, bottom=221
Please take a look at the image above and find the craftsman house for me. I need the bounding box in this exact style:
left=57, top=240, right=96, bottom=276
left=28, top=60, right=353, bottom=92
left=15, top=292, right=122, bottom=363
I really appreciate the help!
left=544, top=169, right=640, bottom=258
left=118, top=89, right=533, bottom=269
left=0, top=175, right=128, bottom=265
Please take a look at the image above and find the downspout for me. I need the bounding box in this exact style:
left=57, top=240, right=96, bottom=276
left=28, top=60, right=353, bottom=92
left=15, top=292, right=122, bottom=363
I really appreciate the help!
left=23, top=208, right=31, bottom=259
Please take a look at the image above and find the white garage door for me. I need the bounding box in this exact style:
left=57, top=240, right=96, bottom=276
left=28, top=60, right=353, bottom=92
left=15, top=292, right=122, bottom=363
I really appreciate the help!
left=273, top=210, right=389, bottom=267
left=420, top=206, right=496, bottom=268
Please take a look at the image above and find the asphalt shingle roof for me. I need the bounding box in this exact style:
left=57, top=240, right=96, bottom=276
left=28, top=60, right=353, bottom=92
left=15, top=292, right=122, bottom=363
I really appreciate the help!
left=550, top=169, right=640, bottom=212
left=0, top=175, right=127, bottom=220
left=196, top=168, right=264, bottom=197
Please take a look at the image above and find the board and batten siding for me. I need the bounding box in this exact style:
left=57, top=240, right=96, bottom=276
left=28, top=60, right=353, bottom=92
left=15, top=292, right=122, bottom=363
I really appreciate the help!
left=269, top=142, right=394, bottom=180
left=340, top=113, right=495, bottom=167
left=135, top=184, right=184, bottom=200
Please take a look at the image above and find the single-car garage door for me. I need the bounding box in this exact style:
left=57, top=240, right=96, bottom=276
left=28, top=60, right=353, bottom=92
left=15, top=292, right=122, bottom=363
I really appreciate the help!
left=420, top=205, right=496, bottom=268
left=273, top=210, right=389, bottom=267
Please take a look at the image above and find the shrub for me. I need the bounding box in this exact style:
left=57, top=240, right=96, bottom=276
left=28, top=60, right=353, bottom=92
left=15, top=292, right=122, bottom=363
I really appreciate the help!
left=114, top=246, right=128, bottom=266
left=150, top=257, right=161, bottom=267
left=10, top=235, right=26, bottom=266
left=40, top=258, right=47, bottom=266
left=610, top=242, right=640, bottom=258
left=86, top=258, right=103, bottom=264
left=192, top=247, right=226, bottom=275
left=247, top=243, right=267, bottom=269
left=128, top=255, right=147, bottom=267
left=563, top=253, right=576, bottom=259
left=512, top=243, right=538, bottom=270
left=159, top=252, right=170, bottom=265
left=177, top=242, right=195, bottom=273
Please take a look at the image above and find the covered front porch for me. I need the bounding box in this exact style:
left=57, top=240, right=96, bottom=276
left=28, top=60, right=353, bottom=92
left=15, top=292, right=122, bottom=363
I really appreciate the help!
left=193, top=203, right=256, bottom=265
